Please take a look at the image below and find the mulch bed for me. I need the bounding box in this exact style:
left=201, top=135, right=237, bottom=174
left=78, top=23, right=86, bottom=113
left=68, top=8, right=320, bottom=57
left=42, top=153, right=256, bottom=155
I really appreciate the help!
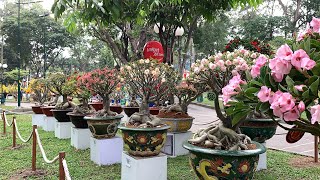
left=9, top=169, right=47, bottom=180
left=289, top=156, right=320, bottom=168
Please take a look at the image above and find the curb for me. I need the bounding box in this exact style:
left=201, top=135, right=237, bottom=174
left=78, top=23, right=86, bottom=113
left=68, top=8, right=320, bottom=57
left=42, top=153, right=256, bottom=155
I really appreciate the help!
left=190, top=102, right=215, bottom=110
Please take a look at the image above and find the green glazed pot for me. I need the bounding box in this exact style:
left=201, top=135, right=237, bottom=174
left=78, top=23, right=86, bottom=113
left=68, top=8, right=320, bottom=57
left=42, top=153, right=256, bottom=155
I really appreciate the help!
left=84, top=115, right=123, bottom=139
left=240, top=118, right=278, bottom=143
left=183, top=141, right=266, bottom=180
left=160, top=117, right=194, bottom=132
left=118, top=124, right=170, bottom=157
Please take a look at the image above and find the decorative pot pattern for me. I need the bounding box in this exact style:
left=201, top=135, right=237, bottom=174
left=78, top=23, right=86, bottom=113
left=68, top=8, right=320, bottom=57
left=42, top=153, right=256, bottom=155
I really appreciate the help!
left=123, top=107, right=140, bottom=117
left=41, top=106, right=55, bottom=117
left=160, top=117, right=194, bottom=132
left=32, top=106, right=44, bottom=114
left=240, top=119, right=278, bottom=143
left=84, top=115, right=123, bottom=139
left=118, top=124, right=170, bottom=157
left=89, top=102, right=103, bottom=111
left=51, top=109, right=73, bottom=122
left=67, top=113, right=88, bottom=128
left=183, top=141, right=266, bottom=180
left=110, top=105, right=123, bottom=114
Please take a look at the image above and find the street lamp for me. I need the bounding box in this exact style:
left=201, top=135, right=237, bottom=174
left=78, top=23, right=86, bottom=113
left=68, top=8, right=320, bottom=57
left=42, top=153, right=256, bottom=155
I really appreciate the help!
left=39, top=13, right=50, bottom=78
left=175, top=26, right=184, bottom=66
left=0, top=63, right=8, bottom=104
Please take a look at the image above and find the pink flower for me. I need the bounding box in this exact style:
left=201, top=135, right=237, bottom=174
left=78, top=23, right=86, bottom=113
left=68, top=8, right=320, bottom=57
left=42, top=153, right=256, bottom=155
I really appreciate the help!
left=283, top=106, right=300, bottom=121
left=255, top=55, right=267, bottom=67
left=277, top=92, right=296, bottom=112
left=276, top=44, right=293, bottom=60
left=298, top=101, right=305, bottom=112
left=271, top=72, right=284, bottom=82
left=257, top=86, right=272, bottom=102
left=297, top=24, right=313, bottom=41
left=209, top=63, right=216, bottom=70
left=291, top=49, right=309, bottom=69
left=222, top=75, right=246, bottom=105
left=301, top=58, right=316, bottom=70
left=269, top=57, right=292, bottom=75
left=250, top=65, right=261, bottom=78
left=269, top=90, right=282, bottom=104
left=294, top=85, right=306, bottom=91
left=310, top=105, right=320, bottom=124
left=310, top=17, right=320, bottom=33
left=272, top=106, right=283, bottom=119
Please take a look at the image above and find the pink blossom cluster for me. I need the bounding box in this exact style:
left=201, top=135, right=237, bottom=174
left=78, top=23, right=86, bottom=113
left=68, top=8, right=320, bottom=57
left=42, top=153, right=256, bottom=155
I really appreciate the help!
left=257, top=86, right=305, bottom=122
left=250, top=55, right=268, bottom=78
left=297, top=17, right=320, bottom=41
left=222, top=74, right=246, bottom=105
left=267, top=44, right=315, bottom=82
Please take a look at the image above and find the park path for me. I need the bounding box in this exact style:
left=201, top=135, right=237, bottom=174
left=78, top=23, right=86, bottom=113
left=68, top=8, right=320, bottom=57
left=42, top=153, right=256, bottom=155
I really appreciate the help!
left=4, top=102, right=317, bottom=157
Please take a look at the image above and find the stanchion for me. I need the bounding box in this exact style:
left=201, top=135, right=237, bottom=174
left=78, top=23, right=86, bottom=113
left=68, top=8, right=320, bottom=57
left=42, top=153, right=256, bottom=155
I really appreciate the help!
left=12, top=117, right=16, bottom=148
left=59, top=152, right=65, bottom=180
left=32, top=125, right=37, bottom=171
left=2, top=110, right=6, bottom=135
left=315, top=136, right=318, bottom=163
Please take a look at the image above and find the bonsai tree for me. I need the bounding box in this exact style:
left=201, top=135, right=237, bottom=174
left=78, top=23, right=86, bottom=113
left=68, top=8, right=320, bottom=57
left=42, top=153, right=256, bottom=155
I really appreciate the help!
left=29, top=78, right=49, bottom=106
left=72, top=74, right=96, bottom=115
left=79, top=67, right=120, bottom=117
left=187, top=50, right=266, bottom=150
left=46, top=72, right=77, bottom=109
left=228, top=17, right=320, bottom=137
left=120, top=59, right=178, bottom=127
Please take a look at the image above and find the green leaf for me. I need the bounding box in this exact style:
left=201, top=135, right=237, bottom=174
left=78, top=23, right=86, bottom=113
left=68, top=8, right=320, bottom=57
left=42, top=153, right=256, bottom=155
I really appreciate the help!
left=260, top=102, right=270, bottom=113
left=309, top=77, right=319, bottom=96
left=244, top=87, right=259, bottom=97
left=231, top=110, right=250, bottom=127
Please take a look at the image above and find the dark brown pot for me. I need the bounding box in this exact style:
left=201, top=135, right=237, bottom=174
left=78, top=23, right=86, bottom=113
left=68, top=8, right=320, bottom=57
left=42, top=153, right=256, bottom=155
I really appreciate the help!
left=149, top=107, right=160, bottom=115
left=110, top=105, right=123, bottom=114
left=67, top=113, right=88, bottom=128
left=51, top=109, right=73, bottom=122
left=123, top=107, right=140, bottom=117
left=41, top=106, right=55, bottom=117
left=32, top=106, right=44, bottom=114
left=89, top=102, right=103, bottom=111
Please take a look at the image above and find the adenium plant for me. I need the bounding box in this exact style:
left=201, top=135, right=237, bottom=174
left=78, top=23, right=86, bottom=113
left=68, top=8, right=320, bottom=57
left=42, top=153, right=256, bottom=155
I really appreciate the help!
left=30, top=78, right=49, bottom=106
left=46, top=72, right=77, bottom=109
left=120, top=59, right=178, bottom=127
left=187, top=49, right=267, bottom=150
left=227, top=17, right=320, bottom=136
left=79, top=67, right=120, bottom=117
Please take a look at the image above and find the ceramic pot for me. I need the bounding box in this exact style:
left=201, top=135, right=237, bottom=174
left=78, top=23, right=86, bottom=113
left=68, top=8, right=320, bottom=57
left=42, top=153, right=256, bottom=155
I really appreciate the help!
left=183, top=141, right=266, bottom=180
left=110, top=105, right=123, bottom=114
left=32, top=106, right=44, bottom=114
left=51, top=109, right=73, bottom=122
left=84, top=115, right=123, bottom=139
left=118, top=124, right=170, bottom=157
left=67, top=113, right=88, bottom=128
left=240, top=118, right=278, bottom=143
left=123, top=107, right=140, bottom=117
left=41, top=106, right=55, bottom=117
left=160, top=117, right=194, bottom=132
left=149, top=107, right=160, bottom=115
left=89, top=102, right=103, bottom=111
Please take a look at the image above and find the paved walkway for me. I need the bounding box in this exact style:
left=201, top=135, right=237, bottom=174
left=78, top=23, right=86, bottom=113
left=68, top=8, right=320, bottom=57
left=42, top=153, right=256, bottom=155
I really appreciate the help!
left=4, top=102, right=318, bottom=157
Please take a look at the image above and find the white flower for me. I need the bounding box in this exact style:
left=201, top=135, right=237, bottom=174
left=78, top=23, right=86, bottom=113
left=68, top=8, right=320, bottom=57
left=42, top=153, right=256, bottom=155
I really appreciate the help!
left=161, top=78, right=166, bottom=83
left=144, top=69, right=150, bottom=75
left=194, top=67, right=200, bottom=74
left=201, top=58, right=209, bottom=65
left=209, top=62, right=216, bottom=70
left=250, top=53, right=257, bottom=59
left=139, top=59, right=145, bottom=64
left=225, top=60, right=232, bottom=66
left=120, top=78, right=124, bottom=82
left=145, top=59, right=150, bottom=63
left=126, top=66, right=132, bottom=71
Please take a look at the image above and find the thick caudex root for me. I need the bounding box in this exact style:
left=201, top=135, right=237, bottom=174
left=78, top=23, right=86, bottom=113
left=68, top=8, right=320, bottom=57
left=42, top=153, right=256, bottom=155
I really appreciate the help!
left=128, top=113, right=162, bottom=128
left=95, top=109, right=117, bottom=117
left=55, top=101, right=76, bottom=110
left=189, top=122, right=252, bottom=150
left=73, top=104, right=96, bottom=115
left=160, top=104, right=183, bottom=113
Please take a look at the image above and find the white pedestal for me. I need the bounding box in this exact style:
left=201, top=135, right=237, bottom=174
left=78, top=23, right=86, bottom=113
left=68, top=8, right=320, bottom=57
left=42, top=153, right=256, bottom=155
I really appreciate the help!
left=55, top=121, right=73, bottom=139
left=121, top=152, right=167, bottom=180
left=43, top=116, right=56, bottom=132
left=71, top=127, right=91, bottom=150
left=161, top=131, right=192, bottom=157
left=32, top=114, right=45, bottom=127
left=90, top=136, right=123, bottom=165
left=256, top=142, right=267, bottom=171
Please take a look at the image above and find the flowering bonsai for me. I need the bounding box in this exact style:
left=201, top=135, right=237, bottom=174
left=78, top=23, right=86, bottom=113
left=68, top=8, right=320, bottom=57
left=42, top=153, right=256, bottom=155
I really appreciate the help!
left=79, top=67, right=120, bottom=117
left=227, top=17, right=320, bottom=137
left=120, top=59, right=178, bottom=127
left=29, top=78, right=49, bottom=106
left=46, top=72, right=77, bottom=109
left=187, top=50, right=266, bottom=150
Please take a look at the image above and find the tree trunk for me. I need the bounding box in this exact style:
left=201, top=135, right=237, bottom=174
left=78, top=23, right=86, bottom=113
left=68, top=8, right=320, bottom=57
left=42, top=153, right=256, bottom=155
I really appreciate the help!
left=140, top=98, right=149, bottom=115
left=102, top=96, right=110, bottom=112
left=62, top=95, right=68, bottom=103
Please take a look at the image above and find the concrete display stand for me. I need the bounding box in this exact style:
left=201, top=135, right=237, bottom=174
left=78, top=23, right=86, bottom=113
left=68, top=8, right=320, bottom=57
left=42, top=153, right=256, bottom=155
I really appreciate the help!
left=256, top=142, right=267, bottom=171
left=121, top=152, right=167, bottom=180
left=90, top=136, right=123, bottom=165
left=43, top=116, right=56, bottom=132
left=71, top=127, right=91, bottom=150
left=32, top=114, right=45, bottom=127
left=55, top=121, right=73, bottom=139
left=161, top=131, right=192, bottom=157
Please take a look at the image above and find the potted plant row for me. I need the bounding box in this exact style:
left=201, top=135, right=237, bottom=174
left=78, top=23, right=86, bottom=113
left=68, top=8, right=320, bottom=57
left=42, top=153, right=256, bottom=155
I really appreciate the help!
left=30, top=78, right=49, bottom=114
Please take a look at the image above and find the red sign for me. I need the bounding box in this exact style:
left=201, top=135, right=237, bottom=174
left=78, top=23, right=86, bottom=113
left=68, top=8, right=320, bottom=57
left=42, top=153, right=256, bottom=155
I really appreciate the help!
left=143, top=41, right=164, bottom=62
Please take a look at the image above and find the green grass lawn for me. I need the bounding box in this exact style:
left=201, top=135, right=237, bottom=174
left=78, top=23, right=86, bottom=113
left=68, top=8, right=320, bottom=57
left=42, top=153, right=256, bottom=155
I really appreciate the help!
left=0, top=105, right=16, bottom=111
left=1, top=114, right=320, bottom=179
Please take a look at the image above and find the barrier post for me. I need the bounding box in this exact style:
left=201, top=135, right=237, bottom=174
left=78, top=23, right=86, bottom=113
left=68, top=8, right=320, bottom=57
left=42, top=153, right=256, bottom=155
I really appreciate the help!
left=32, top=125, right=37, bottom=171
left=315, top=136, right=319, bottom=163
left=59, top=152, right=65, bottom=180
left=2, top=110, right=6, bottom=135
left=12, top=117, right=16, bottom=148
